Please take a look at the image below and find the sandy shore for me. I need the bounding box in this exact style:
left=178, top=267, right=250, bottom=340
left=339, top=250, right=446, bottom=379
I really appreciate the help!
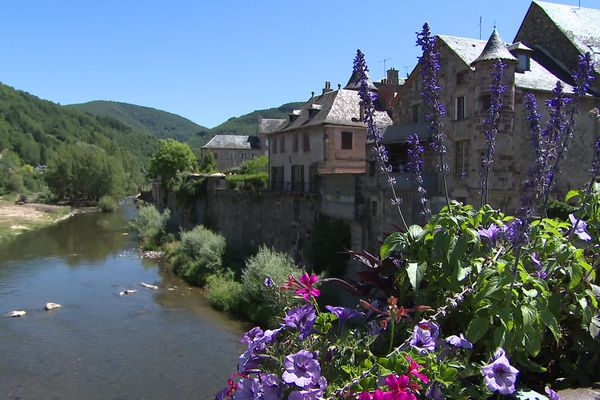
left=0, top=200, right=73, bottom=243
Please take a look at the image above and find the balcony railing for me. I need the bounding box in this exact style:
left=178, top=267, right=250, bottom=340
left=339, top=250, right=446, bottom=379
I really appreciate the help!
left=270, top=181, right=319, bottom=194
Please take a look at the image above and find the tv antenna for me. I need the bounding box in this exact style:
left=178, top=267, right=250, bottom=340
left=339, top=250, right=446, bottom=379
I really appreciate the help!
left=378, top=58, right=392, bottom=78
left=479, top=16, right=482, bottom=39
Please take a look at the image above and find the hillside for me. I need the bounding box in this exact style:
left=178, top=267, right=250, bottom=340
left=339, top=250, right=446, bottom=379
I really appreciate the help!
left=0, top=82, right=157, bottom=170
left=210, top=102, right=304, bottom=135
left=68, top=100, right=210, bottom=143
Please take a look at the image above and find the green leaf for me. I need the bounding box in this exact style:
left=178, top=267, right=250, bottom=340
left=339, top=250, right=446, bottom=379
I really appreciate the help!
left=493, top=326, right=506, bottom=348
left=568, top=261, right=584, bottom=289
left=523, top=325, right=541, bottom=356
left=467, top=316, right=490, bottom=344
left=450, top=235, right=468, bottom=271
left=565, top=189, right=581, bottom=202
left=521, top=304, right=537, bottom=330
left=380, top=232, right=408, bottom=260
left=540, top=308, right=561, bottom=343
left=590, top=316, right=600, bottom=339
left=406, top=262, right=427, bottom=293
left=439, top=365, right=458, bottom=384
left=407, top=225, right=425, bottom=242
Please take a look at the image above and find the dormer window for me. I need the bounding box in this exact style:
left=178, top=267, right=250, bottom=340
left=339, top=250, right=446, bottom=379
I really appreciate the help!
left=516, top=53, right=530, bottom=73
left=308, top=104, right=322, bottom=119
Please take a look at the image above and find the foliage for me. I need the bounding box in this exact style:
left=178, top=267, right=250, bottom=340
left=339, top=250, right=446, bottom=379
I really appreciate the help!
left=225, top=172, right=268, bottom=190
left=309, top=217, right=351, bottom=277
left=240, top=246, right=301, bottom=325
left=148, top=139, right=196, bottom=183
left=44, top=143, right=127, bottom=203
left=130, top=205, right=170, bottom=250
left=205, top=271, right=244, bottom=312
left=0, top=150, right=45, bottom=195
left=170, top=225, right=226, bottom=285
left=209, top=102, right=304, bottom=136
left=198, top=150, right=217, bottom=173
left=239, top=155, right=268, bottom=175
left=546, top=198, right=577, bottom=220
left=97, top=195, right=118, bottom=212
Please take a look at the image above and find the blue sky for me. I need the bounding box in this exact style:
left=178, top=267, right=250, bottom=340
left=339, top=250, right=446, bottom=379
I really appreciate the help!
left=0, top=0, right=584, bottom=128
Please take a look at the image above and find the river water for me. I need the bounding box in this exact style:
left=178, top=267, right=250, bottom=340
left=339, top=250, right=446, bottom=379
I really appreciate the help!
left=0, top=202, right=244, bottom=399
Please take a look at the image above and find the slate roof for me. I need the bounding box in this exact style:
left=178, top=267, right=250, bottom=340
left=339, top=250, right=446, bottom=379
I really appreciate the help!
left=345, top=70, right=379, bottom=91
left=472, top=30, right=517, bottom=64
left=202, top=135, right=260, bottom=150
left=531, top=1, right=600, bottom=74
left=439, top=34, right=571, bottom=92
left=269, top=89, right=392, bottom=133
left=258, top=118, right=286, bottom=134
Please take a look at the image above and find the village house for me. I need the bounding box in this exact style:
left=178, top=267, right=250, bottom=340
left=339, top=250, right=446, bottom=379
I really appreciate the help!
left=201, top=134, right=264, bottom=171
left=363, top=0, right=600, bottom=248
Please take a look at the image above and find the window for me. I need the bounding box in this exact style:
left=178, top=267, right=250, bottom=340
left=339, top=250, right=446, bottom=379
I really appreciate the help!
left=516, top=53, right=530, bottom=73
left=279, top=135, right=285, bottom=152
left=271, top=166, right=284, bottom=190
left=213, top=151, right=218, bottom=160
left=412, top=104, right=422, bottom=123
left=293, top=133, right=299, bottom=152
left=454, top=96, right=466, bottom=120
left=308, top=164, right=318, bottom=192
left=371, top=200, right=378, bottom=217
left=455, top=140, right=470, bottom=177
left=303, top=132, right=310, bottom=151
left=291, top=165, right=304, bottom=192
left=341, top=131, right=353, bottom=150
left=272, top=137, right=277, bottom=154
left=456, top=71, right=467, bottom=84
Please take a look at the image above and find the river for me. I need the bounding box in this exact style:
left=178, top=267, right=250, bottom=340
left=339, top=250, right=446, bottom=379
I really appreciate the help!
left=0, top=201, right=244, bottom=399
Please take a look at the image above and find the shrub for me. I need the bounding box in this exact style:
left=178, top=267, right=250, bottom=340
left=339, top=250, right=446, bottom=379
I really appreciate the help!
left=240, top=246, right=301, bottom=325
left=225, top=172, right=268, bottom=190
left=173, top=225, right=227, bottom=285
left=97, top=195, right=118, bottom=212
left=546, top=198, right=577, bottom=220
left=130, top=205, right=170, bottom=249
left=205, top=271, right=243, bottom=312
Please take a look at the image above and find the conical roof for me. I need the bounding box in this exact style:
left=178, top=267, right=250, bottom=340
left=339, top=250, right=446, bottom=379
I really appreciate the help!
left=471, top=29, right=517, bottom=65
left=345, top=70, right=378, bottom=91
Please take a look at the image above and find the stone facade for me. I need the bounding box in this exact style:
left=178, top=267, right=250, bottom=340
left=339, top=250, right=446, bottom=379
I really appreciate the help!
left=202, top=135, right=264, bottom=172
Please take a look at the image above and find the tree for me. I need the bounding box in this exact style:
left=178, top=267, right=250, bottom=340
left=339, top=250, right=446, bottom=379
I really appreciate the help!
left=148, top=139, right=196, bottom=181
left=199, top=150, right=217, bottom=173
left=45, top=143, right=126, bottom=203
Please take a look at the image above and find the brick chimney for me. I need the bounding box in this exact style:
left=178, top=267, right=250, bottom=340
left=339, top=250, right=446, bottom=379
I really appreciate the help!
left=386, top=68, right=399, bottom=85
left=322, top=81, right=332, bottom=94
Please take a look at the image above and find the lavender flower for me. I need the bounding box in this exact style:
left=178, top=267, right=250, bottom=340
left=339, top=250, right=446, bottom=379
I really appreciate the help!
left=233, top=377, right=262, bottom=400
left=410, top=320, right=439, bottom=354
left=288, top=389, right=324, bottom=400
left=282, top=350, right=321, bottom=388
left=545, top=386, right=560, bottom=400
left=569, top=213, right=592, bottom=241
left=354, top=49, right=409, bottom=229
left=325, top=305, right=361, bottom=329
left=573, top=52, right=595, bottom=97
left=481, top=348, right=519, bottom=395
left=445, top=333, right=473, bottom=349
left=478, top=223, right=501, bottom=245
left=426, top=381, right=445, bottom=400
left=592, top=136, right=600, bottom=177
left=241, top=327, right=263, bottom=345
left=417, top=23, right=450, bottom=207
left=520, top=93, right=544, bottom=215
left=407, top=133, right=431, bottom=216
left=505, top=218, right=528, bottom=248
left=480, top=60, right=506, bottom=206
left=284, top=304, right=316, bottom=340
left=261, top=373, right=281, bottom=400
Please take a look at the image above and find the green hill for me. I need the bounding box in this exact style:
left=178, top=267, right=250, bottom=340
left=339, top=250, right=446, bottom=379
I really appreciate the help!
left=68, top=100, right=210, bottom=143
left=0, top=82, right=157, bottom=191
left=210, top=102, right=304, bottom=136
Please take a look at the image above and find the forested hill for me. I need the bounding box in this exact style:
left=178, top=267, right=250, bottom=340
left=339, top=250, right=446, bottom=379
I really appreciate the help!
left=67, top=100, right=210, bottom=143
left=0, top=82, right=157, bottom=167
left=210, top=102, right=304, bottom=135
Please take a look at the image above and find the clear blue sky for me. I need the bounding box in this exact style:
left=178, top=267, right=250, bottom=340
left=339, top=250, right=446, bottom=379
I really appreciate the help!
left=0, top=0, right=584, bottom=128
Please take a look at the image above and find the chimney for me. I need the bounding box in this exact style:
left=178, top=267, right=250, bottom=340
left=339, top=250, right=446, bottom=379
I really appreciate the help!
left=322, top=81, right=332, bottom=94
left=386, top=68, right=399, bottom=85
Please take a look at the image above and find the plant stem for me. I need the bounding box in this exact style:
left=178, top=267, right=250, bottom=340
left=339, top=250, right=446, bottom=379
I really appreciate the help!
left=388, top=316, right=396, bottom=354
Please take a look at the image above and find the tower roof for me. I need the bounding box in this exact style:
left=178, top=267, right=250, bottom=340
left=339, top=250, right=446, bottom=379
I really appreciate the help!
left=472, top=29, right=517, bottom=65
left=344, top=70, right=378, bottom=91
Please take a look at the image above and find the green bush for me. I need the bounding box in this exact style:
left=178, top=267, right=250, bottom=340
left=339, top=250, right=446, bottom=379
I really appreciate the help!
left=547, top=198, right=577, bottom=220
left=239, top=155, right=268, bottom=175
left=97, top=195, right=118, bottom=212
left=240, top=246, right=301, bottom=325
left=205, top=272, right=243, bottom=312
left=130, top=205, right=170, bottom=250
left=225, top=172, right=268, bottom=190
left=173, top=225, right=226, bottom=285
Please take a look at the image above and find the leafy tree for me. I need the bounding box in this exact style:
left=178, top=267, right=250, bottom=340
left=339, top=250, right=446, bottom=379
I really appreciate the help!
left=45, top=143, right=126, bottom=203
left=148, top=139, right=196, bottom=181
left=239, top=155, right=267, bottom=175
left=199, top=150, right=217, bottom=173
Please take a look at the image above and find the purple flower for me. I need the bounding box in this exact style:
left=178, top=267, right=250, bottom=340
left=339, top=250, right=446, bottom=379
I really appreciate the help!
left=410, top=320, right=439, bottom=354
left=592, top=136, right=600, bottom=177
left=573, top=52, right=595, bottom=97
left=288, top=389, right=323, bottom=400
left=233, top=377, right=261, bottom=400
left=426, top=381, right=445, bottom=400
left=505, top=218, right=528, bottom=247
left=481, top=348, right=519, bottom=395
left=284, top=304, right=316, bottom=341
left=445, top=333, right=473, bottom=349
left=241, top=327, right=264, bottom=345
left=569, top=214, right=592, bottom=241
left=261, top=374, right=281, bottom=400
left=521, top=93, right=545, bottom=214
left=480, top=59, right=507, bottom=206
left=282, top=350, right=321, bottom=388
left=407, top=133, right=431, bottom=216
left=530, top=252, right=548, bottom=279
left=478, top=224, right=501, bottom=245
left=263, top=276, right=275, bottom=288
left=325, top=305, right=361, bottom=329
left=545, top=386, right=560, bottom=400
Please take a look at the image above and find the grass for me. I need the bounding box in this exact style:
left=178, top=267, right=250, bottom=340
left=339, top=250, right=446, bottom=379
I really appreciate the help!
left=0, top=199, right=72, bottom=244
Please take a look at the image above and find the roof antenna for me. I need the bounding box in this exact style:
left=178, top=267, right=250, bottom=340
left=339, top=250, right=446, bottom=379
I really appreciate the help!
left=403, top=66, right=410, bottom=77
left=479, top=16, right=482, bottom=39
left=378, top=58, right=392, bottom=79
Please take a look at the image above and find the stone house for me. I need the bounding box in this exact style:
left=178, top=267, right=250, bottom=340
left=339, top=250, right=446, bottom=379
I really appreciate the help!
left=201, top=134, right=264, bottom=172
left=365, top=3, right=600, bottom=250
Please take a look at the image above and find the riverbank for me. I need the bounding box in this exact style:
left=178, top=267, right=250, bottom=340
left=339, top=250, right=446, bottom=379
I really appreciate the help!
left=0, top=199, right=73, bottom=244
